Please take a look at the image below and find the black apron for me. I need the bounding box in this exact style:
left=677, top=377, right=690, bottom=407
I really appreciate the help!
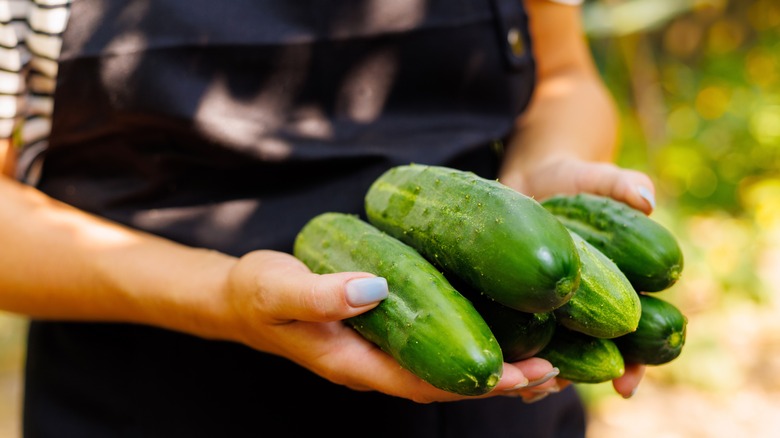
left=22, top=0, right=585, bottom=436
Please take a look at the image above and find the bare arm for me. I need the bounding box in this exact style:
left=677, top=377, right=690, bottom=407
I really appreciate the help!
left=0, top=172, right=236, bottom=337
left=500, top=0, right=655, bottom=214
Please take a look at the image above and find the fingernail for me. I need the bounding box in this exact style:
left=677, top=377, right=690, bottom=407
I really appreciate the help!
left=637, top=186, right=656, bottom=210
left=522, top=392, right=550, bottom=404
left=504, top=378, right=530, bottom=391
left=346, top=277, right=389, bottom=306
left=526, top=368, right=559, bottom=388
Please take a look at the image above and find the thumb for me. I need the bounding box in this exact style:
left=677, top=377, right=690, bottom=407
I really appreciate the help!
left=231, top=250, right=389, bottom=324
left=279, top=271, right=389, bottom=323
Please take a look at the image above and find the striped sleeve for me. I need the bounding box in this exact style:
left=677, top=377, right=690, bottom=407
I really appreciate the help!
left=0, top=0, right=70, bottom=149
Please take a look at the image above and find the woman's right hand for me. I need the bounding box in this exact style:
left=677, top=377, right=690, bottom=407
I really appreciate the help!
left=220, top=249, right=563, bottom=403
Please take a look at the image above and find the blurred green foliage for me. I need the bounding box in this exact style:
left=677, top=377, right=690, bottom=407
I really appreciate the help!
left=588, top=0, right=780, bottom=216
left=578, top=0, right=780, bottom=411
left=585, top=0, right=780, bottom=310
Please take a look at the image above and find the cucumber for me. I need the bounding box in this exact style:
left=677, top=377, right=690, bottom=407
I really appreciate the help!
left=537, top=326, right=625, bottom=384
left=553, top=231, right=642, bottom=339
left=541, top=193, right=683, bottom=292
left=467, top=290, right=556, bottom=362
left=615, top=294, right=687, bottom=365
left=364, top=164, right=581, bottom=313
left=293, top=212, right=503, bottom=396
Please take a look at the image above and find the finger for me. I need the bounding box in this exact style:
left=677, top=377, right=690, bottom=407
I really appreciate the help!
left=307, top=332, right=494, bottom=403
left=243, top=251, right=388, bottom=323
left=604, top=169, right=656, bottom=215
left=511, top=357, right=557, bottom=388
left=344, top=357, right=547, bottom=403
left=573, top=162, right=656, bottom=215
left=497, top=357, right=566, bottom=402
left=280, top=272, right=389, bottom=322
left=612, top=363, right=646, bottom=398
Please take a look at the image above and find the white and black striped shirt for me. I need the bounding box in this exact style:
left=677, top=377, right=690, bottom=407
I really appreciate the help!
left=0, top=0, right=70, bottom=150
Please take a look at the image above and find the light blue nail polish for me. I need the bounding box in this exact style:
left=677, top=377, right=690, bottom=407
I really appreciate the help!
left=504, top=379, right=529, bottom=391
left=346, top=277, right=389, bottom=306
left=526, top=367, right=560, bottom=388
left=637, top=186, right=656, bottom=209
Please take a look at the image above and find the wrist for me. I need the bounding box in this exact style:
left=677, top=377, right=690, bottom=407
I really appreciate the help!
left=167, top=249, right=240, bottom=342
left=93, top=237, right=241, bottom=342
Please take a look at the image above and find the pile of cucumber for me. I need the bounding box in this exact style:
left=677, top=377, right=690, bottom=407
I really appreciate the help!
left=293, top=164, right=688, bottom=395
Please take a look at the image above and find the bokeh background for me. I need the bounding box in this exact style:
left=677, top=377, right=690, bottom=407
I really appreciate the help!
left=1, top=0, right=779, bottom=436
left=581, top=0, right=780, bottom=436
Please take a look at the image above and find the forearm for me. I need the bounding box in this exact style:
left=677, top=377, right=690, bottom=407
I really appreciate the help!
left=500, top=0, right=619, bottom=194
left=499, top=69, right=619, bottom=191
left=0, top=175, right=237, bottom=340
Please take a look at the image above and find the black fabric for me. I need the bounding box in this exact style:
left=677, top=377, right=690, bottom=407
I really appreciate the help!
left=38, top=0, right=535, bottom=256
left=23, top=0, right=586, bottom=436
left=24, top=322, right=585, bottom=438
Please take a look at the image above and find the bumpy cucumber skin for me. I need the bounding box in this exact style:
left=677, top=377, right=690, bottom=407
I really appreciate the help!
left=615, top=294, right=687, bottom=365
left=541, top=193, right=684, bottom=292
left=537, top=327, right=625, bottom=384
left=468, top=290, right=557, bottom=362
left=293, top=212, right=503, bottom=396
left=554, top=231, right=642, bottom=339
left=364, top=164, right=581, bottom=313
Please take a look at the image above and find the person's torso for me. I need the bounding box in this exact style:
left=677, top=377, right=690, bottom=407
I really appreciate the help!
left=31, top=0, right=536, bottom=254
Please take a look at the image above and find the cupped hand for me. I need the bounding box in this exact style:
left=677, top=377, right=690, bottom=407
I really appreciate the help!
left=220, top=249, right=559, bottom=403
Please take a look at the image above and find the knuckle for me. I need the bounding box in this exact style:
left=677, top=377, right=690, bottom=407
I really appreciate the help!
left=303, top=279, right=342, bottom=320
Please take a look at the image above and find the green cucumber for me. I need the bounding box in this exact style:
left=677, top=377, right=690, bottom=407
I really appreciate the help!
left=537, top=327, right=625, bottom=384
left=293, top=212, right=503, bottom=396
left=467, top=290, right=556, bottom=362
left=615, top=294, right=687, bottom=365
left=554, top=231, right=642, bottom=339
left=364, top=164, right=580, bottom=313
left=541, top=193, right=684, bottom=292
